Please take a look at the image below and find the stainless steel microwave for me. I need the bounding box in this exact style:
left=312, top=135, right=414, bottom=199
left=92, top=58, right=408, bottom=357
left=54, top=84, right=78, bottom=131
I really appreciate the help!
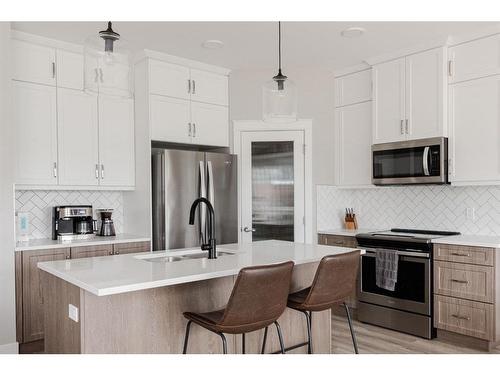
left=372, top=137, right=448, bottom=185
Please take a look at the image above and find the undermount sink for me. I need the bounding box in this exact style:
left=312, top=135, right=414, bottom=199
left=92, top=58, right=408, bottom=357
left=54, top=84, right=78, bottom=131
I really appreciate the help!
left=137, top=250, right=236, bottom=263
left=144, top=256, right=184, bottom=263
left=179, top=251, right=235, bottom=260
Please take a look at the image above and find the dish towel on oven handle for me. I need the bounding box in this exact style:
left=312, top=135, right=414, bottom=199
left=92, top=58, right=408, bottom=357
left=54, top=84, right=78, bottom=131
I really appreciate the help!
left=375, top=249, right=399, bottom=291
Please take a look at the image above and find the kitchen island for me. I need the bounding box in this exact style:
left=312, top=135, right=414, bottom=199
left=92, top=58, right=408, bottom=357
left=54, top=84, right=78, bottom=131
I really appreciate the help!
left=38, top=240, right=358, bottom=354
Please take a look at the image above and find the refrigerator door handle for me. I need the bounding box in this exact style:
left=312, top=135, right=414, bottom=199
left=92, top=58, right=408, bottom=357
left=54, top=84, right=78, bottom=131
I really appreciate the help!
left=207, top=161, right=215, bottom=208
left=199, top=161, right=207, bottom=243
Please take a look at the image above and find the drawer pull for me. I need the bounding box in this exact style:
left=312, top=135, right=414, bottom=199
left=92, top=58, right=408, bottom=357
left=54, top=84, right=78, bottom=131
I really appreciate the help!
left=450, top=252, right=470, bottom=257
left=451, top=314, right=470, bottom=321
left=450, top=279, right=469, bottom=284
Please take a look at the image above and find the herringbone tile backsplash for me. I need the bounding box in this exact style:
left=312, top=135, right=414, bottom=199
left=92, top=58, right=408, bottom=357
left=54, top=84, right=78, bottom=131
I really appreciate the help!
left=317, top=185, right=500, bottom=235
left=15, top=190, right=124, bottom=239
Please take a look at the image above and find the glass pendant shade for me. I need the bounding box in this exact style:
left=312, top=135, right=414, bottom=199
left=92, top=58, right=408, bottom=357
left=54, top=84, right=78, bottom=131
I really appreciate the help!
left=262, top=76, right=298, bottom=123
left=83, top=23, right=133, bottom=98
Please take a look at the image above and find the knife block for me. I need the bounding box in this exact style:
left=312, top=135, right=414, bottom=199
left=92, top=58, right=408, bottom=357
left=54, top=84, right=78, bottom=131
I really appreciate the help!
left=344, top=214, right=358, bottom=230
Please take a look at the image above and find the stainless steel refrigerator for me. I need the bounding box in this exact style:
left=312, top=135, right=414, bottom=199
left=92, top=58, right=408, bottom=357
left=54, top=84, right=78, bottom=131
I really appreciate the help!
left=152, top=149, right=238, bottom=251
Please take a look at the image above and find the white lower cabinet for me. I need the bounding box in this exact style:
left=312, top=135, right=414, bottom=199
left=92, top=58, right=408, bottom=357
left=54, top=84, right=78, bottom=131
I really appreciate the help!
left=13, top=81, right=58, bottom=185
left=98, top=96, right=135, bottom=187
left=150, top=94, right=191, bottom=144
left=57, top=88, right=99, bottom=186
left=449, top=75, right=500, bottom=183
left=191, top=102, right=229, bottom=147
left=335, top=101, right=373, bottom=186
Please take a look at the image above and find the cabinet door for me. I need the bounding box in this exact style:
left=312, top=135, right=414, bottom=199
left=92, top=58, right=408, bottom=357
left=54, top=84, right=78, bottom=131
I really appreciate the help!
left=372, top=58, right=406, bottom=144
left=150, top=94, right=191, bottom=143
left=13, top=81, right=58, bottom=185
left=57, top=88, right=99, bottom=186
left=70, top=245, right=113, bottom=259
left=449, top=75, right=500, bottom=183
left=449, top=34, right=500, bottom=84
left=22, top=248, right=70, bottom=342
left=335, top=69, right=372, bottom=107
left=12, top=39, right=56, bottom=86
left=190, top=69, right=228, bottom=106
left=405, top=48, right=447, bottom=140
left=335, top=101, right=372, bottom=186
left=56, top=50, right=84, bottom=90
left=191, top=102, right=229, bottom=147
left=149, top=59, right=190, bottom=99
left=98, top=95, right=135, bottom=187
left=113, top=241, right=151, bottom=255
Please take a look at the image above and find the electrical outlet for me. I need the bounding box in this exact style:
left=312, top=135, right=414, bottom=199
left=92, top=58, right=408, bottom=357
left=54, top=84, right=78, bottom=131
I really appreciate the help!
left=68, top=304, right=79, bottom=322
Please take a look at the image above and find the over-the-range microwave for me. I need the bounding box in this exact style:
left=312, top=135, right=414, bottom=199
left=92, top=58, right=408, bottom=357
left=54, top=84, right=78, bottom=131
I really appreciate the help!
left=372, top=137, right=448, bottom=185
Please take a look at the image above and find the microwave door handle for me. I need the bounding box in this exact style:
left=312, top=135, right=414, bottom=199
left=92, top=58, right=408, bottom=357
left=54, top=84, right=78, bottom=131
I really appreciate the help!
left=199, top=161, right=207, bottom=244
left=423, top=146, right=430, bottom=176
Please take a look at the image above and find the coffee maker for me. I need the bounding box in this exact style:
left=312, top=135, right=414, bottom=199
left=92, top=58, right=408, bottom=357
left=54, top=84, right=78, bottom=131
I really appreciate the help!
left=52, top=205, right=96, bottom=240
left=96, top=209, right=116, bottom=237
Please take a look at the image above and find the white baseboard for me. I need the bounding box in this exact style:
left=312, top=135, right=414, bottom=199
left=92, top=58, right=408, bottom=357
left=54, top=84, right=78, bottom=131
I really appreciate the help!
left=0, top=342, right=19, bottom=354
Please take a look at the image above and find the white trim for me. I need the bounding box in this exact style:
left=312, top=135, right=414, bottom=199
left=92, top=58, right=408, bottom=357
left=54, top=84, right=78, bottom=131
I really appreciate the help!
left=15, top=184, right=135, bottom=191
left=11, top=30, right=82, bottom=53
left=135, top=49, right=231, bottom=76
left=448, top=25, right=500, bottom=46
left=365, top=37, right=450, bottom=66
left=232, top=120, right=314, bottom=244
left=0, top=342, right=19, bottom=354
left=451, top=181, right=500, bottom=187
left=334, top=63, right=371, bottom=78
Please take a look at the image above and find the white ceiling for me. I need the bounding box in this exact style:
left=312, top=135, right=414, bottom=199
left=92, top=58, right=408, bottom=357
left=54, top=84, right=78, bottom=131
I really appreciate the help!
left=11, top=21, right=499, bottom=71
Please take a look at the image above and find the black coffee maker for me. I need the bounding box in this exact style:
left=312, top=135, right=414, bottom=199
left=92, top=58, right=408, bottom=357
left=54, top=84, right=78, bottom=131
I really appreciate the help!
left=52, top=205, right=96, bottom=240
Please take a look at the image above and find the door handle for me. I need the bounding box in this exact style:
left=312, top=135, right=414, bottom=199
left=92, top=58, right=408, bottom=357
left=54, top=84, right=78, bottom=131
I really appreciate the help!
left=243, top=227, right=256, bottom=233
left=192, top=80, right=196, bottom=94
left=95, top=164, right=99, bottom=179
left=188, top=122, right=192, bottom=137
left=192, top=123, right=196, bottom=137
left=94, top=68, right=99, bottom=83
left=405, top=119, right=409, bottom=134
left=188, top=79, right=191, bottom=94
left=99, top=68, right=104, bottom=83
left=400, top=120, right=404, bottom=135
left=101, top=164, right=105, bottom=179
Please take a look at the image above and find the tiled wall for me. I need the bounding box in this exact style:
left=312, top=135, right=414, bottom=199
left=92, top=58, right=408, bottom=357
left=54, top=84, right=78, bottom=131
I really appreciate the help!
left=317, top=184, right=500, bottom=236
left=15, top=190, right=124, bottom=239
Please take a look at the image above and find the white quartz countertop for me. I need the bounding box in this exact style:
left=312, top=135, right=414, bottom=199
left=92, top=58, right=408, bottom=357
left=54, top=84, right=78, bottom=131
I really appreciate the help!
left=317, top=228, right=385, bottom=237
left=16, top=234, right=150, bottom=251
left=432, top=235, right=500, bottom=248
left=37, top=240, right=360, bottom=297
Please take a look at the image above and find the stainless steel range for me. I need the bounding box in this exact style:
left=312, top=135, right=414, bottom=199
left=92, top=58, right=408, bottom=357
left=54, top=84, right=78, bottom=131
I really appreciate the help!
left=355, top=228, right=460, bottom=339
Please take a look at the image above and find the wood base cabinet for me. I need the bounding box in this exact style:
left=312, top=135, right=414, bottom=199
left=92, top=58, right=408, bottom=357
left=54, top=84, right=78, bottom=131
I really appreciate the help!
left=433, top=243, right=500, bottom=350
left=15, top=241, right=150, bottom=352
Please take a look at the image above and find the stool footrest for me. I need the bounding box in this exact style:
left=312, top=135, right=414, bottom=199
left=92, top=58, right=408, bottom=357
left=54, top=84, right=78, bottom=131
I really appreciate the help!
left=270, top=341, right=309, bottom=354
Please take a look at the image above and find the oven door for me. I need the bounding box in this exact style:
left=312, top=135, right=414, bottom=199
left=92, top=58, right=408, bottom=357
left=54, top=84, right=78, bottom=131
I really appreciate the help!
left=372, top=137, right=447, bottom=185
left=359, top=250, right=431, bottom=316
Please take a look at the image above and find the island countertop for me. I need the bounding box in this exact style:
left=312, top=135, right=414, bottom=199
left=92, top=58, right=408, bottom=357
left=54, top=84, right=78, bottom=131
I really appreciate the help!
left=37, top=240, right=359, bottom=297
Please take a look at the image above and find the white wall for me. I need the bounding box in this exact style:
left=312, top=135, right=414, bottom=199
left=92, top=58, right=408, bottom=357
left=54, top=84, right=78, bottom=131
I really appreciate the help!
left=0, top=22, right=17, bottom=353
left=230, top=67, right=335, bottom=233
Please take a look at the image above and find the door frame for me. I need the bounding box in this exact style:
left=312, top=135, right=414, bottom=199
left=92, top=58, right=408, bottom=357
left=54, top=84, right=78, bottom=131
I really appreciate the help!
left=232, top=120, right=313, bottom=244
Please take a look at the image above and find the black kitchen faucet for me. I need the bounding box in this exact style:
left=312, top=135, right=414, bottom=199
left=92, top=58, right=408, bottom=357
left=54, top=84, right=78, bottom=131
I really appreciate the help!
left=188, top=197, right=217, bottom=259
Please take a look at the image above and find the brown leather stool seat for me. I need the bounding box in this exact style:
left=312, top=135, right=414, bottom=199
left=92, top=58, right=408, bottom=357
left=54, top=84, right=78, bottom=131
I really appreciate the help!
left=182, top=261, right=294, bottom=354
left=264, top=251, right=361, bottom=354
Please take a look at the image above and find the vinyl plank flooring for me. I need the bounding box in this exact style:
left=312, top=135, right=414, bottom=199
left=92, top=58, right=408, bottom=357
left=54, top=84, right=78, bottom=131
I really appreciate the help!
left=331, top=313, right=500, bottom=354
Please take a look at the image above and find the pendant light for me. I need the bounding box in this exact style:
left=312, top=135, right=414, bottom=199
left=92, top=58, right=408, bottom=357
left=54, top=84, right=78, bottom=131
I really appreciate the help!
left=84, top=22, right=133, bottom=98
left=262, top=21, right=298, bottom=123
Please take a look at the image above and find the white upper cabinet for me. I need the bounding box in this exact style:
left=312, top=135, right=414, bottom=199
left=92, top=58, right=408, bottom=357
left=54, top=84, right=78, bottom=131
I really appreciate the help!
left=335, top=101, right=372, bottom=186
left=373, top=47, right=447, bottom=144
left=13, top=81, right=58, bottom=185
left=150, top=95, right=192, bottom=144
left=449, top=75, right=500, bottom=183
left=372, top=58, right=406, bottom=144
left=57, top=88, right=99, bottom=186
left=56, top=50, right=84, bottom=90
left=405, top=48, right=446, bottom=140
left=149, top=60, right=190, bottom=99
left=12, top=39, right=56, bottom=86
left=190, top=68, right=228, bottom=106
left=449, top=34, right=500, bottom=84
left=335, top=69, right=372, bottom=107
left=191, top=102, right=229, bottom=147
left=98, top=96, right=135, bottom=187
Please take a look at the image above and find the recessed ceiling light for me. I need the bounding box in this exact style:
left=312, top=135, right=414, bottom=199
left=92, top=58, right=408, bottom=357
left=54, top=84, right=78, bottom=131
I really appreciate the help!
left=341, top=27, right=366, bottom=38
left=202, top=39, right=224, bottom=49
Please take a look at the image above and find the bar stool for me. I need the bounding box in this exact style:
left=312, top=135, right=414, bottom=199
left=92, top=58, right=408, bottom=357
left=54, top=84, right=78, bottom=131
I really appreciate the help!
left=263, top=251, right=360, bottom=354
left=182, top=261, right=294, bottom=354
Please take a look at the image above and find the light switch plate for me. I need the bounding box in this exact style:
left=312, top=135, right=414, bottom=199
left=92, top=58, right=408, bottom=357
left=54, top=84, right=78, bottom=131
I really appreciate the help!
left=68, top=304, right=79, bottom=322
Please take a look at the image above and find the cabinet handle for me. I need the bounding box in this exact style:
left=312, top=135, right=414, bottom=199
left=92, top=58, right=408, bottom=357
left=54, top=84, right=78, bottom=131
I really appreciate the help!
left=99, top=68, right=104, bottom=83
left=450, top=279, right=469, bottom=284
left=52, top=62, right=56, bottom=78
left=448, top=60, right=454, bottom=77
left=450, top=252, right=470, bottom=257
left=115, top=251, right=120, bottom=255
left=405, top=119, right=409, bottom=134
left=66, top=255, right=70, bottom=259
left=400, top=120, right=404, bottom=135
left=188, top=122, right=192, bottom=137
left=451, top=314, right=470, bottom=321
left=192, top=123, right=196, bottom=137
left=101, top=164, right=105, bottom=179
left=53, top=162, right=57, bottom=178
left=94, top=68, right=99, bottom=83
left=109, top=251, right=113, bottom=255
left=188, top=79, right=191, bottom=94
left=95, top=164, right=99, bottom=179
left=192, top=80, right=196, bottom=94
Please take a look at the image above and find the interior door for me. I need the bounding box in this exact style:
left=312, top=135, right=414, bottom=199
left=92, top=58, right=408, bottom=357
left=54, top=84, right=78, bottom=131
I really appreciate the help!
left=240, top=131, right=305, bottom=243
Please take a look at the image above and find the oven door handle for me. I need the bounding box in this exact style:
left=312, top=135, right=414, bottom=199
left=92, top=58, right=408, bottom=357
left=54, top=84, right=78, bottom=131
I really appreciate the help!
left=359, top=247, right=430, bottom=259
left=423, top=146, right=430, bottom=176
